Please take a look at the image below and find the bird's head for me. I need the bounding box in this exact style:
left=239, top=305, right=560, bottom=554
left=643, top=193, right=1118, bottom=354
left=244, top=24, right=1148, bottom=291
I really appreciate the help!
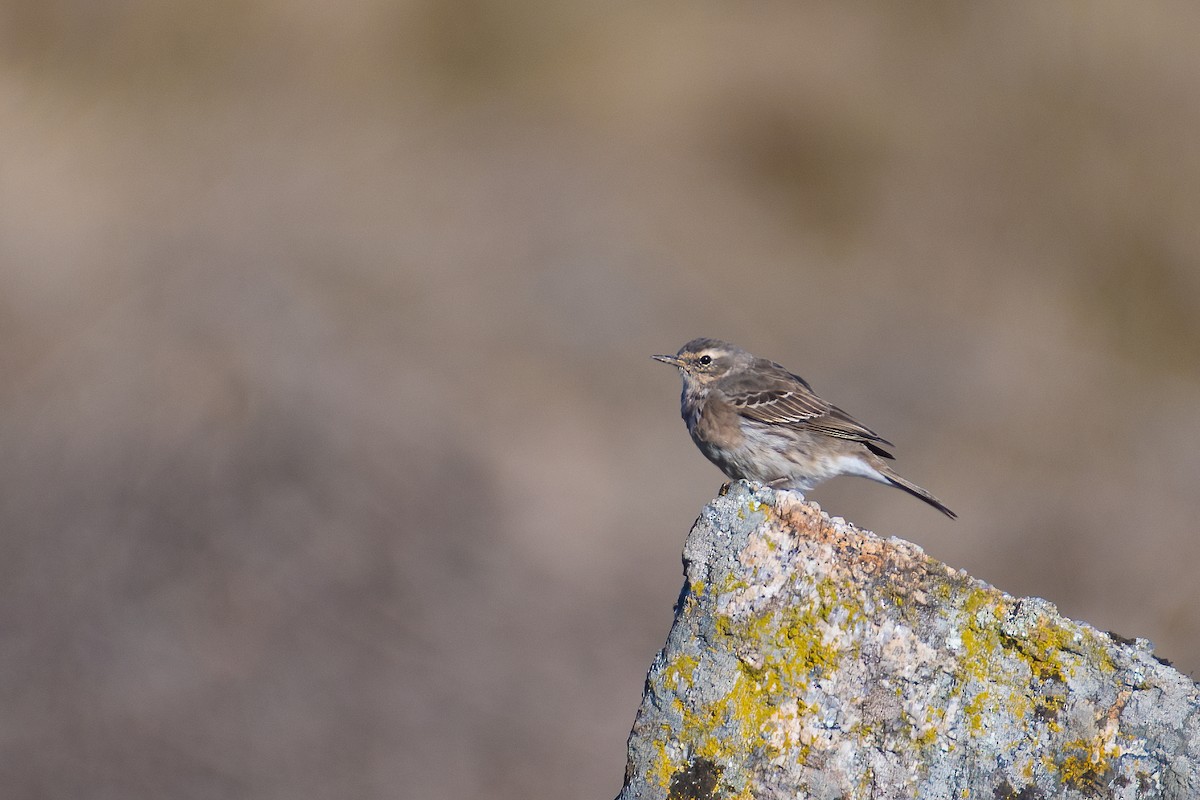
left=652, top=338, right=748, bottom=387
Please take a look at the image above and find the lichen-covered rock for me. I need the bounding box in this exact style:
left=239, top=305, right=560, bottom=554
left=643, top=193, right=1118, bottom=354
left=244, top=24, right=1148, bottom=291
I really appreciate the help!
left=618, top=482, right=1200, bottom=800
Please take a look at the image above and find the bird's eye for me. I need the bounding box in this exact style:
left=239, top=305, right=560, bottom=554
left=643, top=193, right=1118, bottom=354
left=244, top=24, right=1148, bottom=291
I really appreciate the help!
left=698, top=355, right=712, bottom=366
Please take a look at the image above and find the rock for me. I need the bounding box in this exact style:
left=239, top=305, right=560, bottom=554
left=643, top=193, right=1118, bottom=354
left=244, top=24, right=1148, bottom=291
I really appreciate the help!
left=617, top=482, right=1200, bottom=800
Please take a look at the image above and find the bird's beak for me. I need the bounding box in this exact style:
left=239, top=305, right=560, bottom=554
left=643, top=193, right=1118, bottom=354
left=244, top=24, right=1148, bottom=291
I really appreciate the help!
left=652, top=354, right=684, bottom=367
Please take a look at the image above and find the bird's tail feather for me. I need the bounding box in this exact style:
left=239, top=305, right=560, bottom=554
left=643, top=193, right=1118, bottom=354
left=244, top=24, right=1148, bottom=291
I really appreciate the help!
left=876, top=465, right=957, bottom=519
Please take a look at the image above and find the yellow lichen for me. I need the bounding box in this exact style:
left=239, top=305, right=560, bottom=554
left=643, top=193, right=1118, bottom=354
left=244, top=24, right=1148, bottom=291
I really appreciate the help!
left=736, top=499, right=770, bottom=522
left=997, top=606, right=1118, bottom=688
left=650, top=573, right=861, bottom=782
left=913, top=709, right=944, bottom=748
left=1014, top=617, right=1073, bottom=682
left=663, top=654, right=699, bottom=693
left=945, top=587, right=1030, bottom=744
left=1054, top=735, right=1120, bottom=792
left=1033, top=692, right=1065, bottom=731
left=745, top=499, right=771, bottom=517
left=963, top=690, right=991, bottom=734
left=956, top=588, right=1005, bottom=686
left=650, top=733, right=674, bottom=787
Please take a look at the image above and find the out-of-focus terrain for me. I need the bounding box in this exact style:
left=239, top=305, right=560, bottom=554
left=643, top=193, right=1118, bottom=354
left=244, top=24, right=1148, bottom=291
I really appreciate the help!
left=2, top=3, right=1198, bottom=798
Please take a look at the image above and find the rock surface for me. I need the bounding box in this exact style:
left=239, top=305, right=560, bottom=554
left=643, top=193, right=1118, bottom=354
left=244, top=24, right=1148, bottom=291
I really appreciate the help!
left=618, top=482, right=1200, bottom=800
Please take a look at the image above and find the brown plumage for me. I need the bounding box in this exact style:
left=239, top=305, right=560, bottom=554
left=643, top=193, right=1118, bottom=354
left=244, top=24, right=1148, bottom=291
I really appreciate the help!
left=652, top=338, right=956, bottom=519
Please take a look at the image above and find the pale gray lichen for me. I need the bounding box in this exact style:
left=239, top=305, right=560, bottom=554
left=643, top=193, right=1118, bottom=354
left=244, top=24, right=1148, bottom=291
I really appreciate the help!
left=618, top=481, right=1200, bottom=800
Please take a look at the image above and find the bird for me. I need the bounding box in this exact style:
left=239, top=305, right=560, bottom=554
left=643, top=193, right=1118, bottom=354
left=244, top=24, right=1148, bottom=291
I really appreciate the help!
left=652, top=338, right=956, bottom=518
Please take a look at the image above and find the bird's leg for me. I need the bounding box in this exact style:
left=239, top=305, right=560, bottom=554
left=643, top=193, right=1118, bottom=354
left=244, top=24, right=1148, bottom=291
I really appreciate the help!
left=763, top=478, right=810, bottom=501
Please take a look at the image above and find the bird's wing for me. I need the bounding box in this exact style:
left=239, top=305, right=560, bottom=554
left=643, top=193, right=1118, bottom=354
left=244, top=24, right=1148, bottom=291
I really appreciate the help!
left=726, top=365, right=895, bottom=450
left=723, top=364, right=830, bottom=422
left=727, top=384, right=830, bottom=424
left=809, top=404, right=894, bottom=451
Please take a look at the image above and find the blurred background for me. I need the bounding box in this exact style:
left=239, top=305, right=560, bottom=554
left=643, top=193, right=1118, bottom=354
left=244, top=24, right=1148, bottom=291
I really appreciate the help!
left=2, top=2, right=1199, bottom=798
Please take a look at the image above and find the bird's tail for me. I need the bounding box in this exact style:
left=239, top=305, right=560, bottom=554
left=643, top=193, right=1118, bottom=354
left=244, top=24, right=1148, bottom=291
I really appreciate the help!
left=875, top=464, right=957, bottom=519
